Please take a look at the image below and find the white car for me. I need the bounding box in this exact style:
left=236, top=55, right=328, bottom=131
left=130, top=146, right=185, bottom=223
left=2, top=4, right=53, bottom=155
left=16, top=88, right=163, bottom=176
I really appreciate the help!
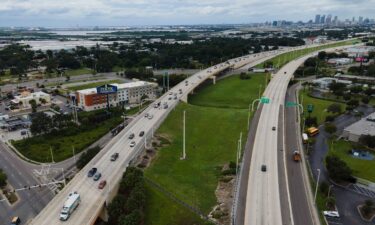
left=148, top=114, right=153, bottom=119
left=323, top=211, right=340, bottom=218
left=130, top=141, right=136, bottom=147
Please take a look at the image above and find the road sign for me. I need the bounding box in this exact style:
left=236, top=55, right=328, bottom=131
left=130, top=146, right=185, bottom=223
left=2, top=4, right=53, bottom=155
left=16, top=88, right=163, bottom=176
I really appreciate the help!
left=260, top=97, right=270, bottom=104
left=307, top=104, right=314, bottom=113
left=96, top=84, right=118, bottom=94
left=286, top=102, right=298, bottom=107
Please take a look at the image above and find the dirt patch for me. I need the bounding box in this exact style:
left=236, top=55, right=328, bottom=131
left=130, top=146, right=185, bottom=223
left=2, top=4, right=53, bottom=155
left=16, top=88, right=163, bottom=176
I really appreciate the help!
left=1, top=183, right=19, bottom=205
left=208, top=164, right=236, bottom=225
left=134, top=134, right=171, bottom=169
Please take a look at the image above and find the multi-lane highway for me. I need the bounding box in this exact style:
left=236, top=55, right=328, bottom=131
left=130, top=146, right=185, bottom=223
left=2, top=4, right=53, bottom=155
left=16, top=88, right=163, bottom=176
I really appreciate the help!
left=241, top=43, right=358, bottom=225
left=28, top=48, right=297, bottom=225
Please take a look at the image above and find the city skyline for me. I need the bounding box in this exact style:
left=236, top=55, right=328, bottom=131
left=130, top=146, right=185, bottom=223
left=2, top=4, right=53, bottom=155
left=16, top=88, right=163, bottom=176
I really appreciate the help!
left=0, top=0, right=374, bottom=27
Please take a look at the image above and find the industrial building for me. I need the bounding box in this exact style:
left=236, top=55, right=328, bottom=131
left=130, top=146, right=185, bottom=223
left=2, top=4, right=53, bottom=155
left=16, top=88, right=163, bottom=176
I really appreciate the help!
left=342, top=112, right=375, bottom=142
left=75, top=81, right=157, bottom=111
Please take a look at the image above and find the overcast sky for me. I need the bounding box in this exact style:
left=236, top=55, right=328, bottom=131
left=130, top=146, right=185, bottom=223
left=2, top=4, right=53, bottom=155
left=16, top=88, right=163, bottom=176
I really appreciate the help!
left=0, top=0, right=374, bottom=27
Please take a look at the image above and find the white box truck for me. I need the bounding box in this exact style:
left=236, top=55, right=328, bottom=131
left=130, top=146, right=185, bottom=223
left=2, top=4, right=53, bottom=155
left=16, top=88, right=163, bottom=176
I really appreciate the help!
left=60, top=192, right=80, bottom=221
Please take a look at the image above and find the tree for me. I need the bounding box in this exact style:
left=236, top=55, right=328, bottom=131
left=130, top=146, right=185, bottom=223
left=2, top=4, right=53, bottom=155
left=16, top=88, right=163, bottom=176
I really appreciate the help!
left=327, top=103, right=342, bottom=114
left=326, top=155, right=353, bottom=183
left=347, top=99, right=359, bottom=109
left=343, top=94, right=351, bottom=101
left=318, top=51, right=327, bottom=60
left=0, top=169, right=7, bottom=187
left=362, top=96, right=370, bottom=105
left=328, top=82, right=347, bottom=96
left=350, top=86, right=362, bottom=94
left=108, top=195, right=127, bottom=224
left=324, top=123, right=337, bottom=134
left=362, top=200, right=374, bottom=217
left=359, top=135, right=375, bottom=148
left=39, top=98, right=47, bottom=105
left=305, top=117, right=317, bottom=127
left=30, top=112, right=53, bottom=135
left=29, top=99, right=37, bottom=112
left=118, top=210, right=142, bottom=225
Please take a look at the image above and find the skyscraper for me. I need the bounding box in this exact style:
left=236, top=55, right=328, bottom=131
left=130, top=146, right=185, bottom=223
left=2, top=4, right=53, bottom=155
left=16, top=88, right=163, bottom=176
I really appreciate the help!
left=315, top=14, right=321, bottom=24
left=359, top=16, right=364, bottom=24
left=320, top=15, right=326, bottom=24
left=326, top=14, right=332, bottom=24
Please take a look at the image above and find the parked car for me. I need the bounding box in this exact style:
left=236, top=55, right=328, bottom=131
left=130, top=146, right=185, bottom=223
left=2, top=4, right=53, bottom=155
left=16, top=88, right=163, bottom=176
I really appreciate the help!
left=110, top=153, right=119, bottom=161
left=144, top=113, right=149, bottom=118
left=272, top=126, right=276, bottom=131
left=11, top=217, right=21, bottom=225
left=139, top=131, right=145, bottom=137
left=323, top=211, right=340, bottom=218
left=130, top=141, right=136, bottom=147
left=261, top=165, right=267, bottom=172
left=93, top=173, right=101, bottom=181
left=98, top=180, right=107, bottom=189
left=87, top=168, right=97, bottom=177
left=148, top=114, right=153, bottom=119
left=128, top=133, right=135, bottom=139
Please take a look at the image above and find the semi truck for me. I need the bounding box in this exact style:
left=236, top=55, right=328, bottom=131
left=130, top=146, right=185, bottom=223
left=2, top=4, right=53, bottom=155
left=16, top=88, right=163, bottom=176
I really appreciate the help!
left=60, top=192, right=80, bottom=221
left=293, top=151, right=301, bottom=162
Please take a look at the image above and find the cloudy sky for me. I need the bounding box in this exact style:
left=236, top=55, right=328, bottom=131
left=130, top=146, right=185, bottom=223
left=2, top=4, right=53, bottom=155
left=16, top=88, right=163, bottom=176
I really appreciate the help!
left=0, top=0, right=374, bottom=27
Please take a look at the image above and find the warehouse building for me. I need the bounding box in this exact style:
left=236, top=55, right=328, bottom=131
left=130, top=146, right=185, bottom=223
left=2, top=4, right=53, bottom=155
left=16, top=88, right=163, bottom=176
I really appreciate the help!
left=342, top=112, right=375, bottom=142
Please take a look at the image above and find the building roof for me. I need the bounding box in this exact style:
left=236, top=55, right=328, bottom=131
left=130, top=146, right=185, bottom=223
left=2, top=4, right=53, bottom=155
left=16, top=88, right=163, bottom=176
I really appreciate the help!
left=76, top=81, right=156, bottom=95
left=344, top=112, right=375, bottom=137
left=334, top=74, right=375, bottom=81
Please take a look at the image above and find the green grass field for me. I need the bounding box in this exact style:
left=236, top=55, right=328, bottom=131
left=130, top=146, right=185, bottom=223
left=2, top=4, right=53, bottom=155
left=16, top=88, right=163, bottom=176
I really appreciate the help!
left=189, top=73, right=267, bottom=109
left=299, top=90, right=346, bottom=125
left=12, top=106, right=144, bottom=162
left=145, top=103, right=247, bottom=213
left=328, top=140, right=375, bottom=182
left=144, top=184, right=209, bottom=225
left=67, top=79, right=124, bottom=91
left=65, top=68, right=93, bottom=76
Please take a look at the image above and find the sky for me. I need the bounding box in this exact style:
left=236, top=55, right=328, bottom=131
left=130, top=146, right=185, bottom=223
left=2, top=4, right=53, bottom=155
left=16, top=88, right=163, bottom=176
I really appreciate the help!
left=0, top=0, right=374, bottom=27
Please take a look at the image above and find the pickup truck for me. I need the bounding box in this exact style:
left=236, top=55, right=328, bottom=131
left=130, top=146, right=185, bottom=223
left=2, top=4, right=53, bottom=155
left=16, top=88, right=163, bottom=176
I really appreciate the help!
left=293, top=151, right=301, bottom=162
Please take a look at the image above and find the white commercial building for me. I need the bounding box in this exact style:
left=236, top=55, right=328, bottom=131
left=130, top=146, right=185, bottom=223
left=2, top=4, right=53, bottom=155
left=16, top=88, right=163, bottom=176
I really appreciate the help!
left=75, top=81, right=158, bottom=111
left=11, top=91, right=51, bottom=109
left=327, top=58, right=353, bottom=66
left=312, top=77, right=352, bottom=90
left=342, top=112, right=375, bottom=142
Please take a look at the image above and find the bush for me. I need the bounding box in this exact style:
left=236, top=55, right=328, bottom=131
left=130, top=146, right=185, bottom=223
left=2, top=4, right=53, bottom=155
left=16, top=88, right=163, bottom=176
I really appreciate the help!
left=324, top=123, right=337, bottom=134
left=76, top=146, right=101, bottom=169
left=325, top=115, right=336, bottom=122
left=239, top=72, right=251, bottom=80
left=0, top=169, right=7, bottom=187
left=326, top=155, right=353, bottom=183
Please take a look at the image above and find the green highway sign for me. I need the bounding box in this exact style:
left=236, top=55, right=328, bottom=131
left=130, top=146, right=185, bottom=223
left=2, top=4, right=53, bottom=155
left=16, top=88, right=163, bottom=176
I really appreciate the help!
left=286, top=102, right=298, bottom=107
left=260, top=97, right=270, bottom=104
left=307, top=104, right=314, bottom=113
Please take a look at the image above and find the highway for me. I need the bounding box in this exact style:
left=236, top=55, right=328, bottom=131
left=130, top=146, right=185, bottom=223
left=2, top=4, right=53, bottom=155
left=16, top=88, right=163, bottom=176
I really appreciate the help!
left=242, top=43, right=357, bottom=225
left=28, top=48, right=296, bottom=225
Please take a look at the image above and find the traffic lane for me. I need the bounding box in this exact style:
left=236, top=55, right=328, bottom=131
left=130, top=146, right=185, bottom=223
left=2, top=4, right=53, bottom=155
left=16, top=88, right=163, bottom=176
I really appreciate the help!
left=235, top=104, right=264, bottom=225
left=285, top=85, right=314, bottom=225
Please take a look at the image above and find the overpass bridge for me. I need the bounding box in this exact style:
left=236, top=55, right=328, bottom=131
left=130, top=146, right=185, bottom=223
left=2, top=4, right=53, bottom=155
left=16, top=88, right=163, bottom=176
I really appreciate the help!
left=28, top=45, right=318, bottom=225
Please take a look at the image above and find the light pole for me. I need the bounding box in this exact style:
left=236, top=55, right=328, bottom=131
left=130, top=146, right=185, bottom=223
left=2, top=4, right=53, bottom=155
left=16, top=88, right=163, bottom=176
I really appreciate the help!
left=50, top=146, right=55, bottom=163
left=181, top=110, right=186, bottom=160
left=314, top=169, right=321, bottom=204
left=247, top=103, right=252, bottom=130
left=328, top=185, right=334, bottom=198
left=72, top=146, right=76, bottom=165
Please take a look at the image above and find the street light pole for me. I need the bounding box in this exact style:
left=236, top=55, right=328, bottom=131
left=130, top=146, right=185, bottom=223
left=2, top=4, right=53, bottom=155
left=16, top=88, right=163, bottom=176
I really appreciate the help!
left=314, top=169, right=321, bottom=203
left=328, top=185, right=334, bottom=198
left=50, top=146, right=55, bottom=163
left=181, top=110, right=186, bottom=160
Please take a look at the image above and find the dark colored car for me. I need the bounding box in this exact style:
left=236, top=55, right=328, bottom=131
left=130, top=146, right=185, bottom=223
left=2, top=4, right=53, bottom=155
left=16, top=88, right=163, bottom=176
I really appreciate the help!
left=261, top=165, right=267, bottom=172
left=128, top=133, right=135, bottom=139
left=87, top=168, right=97, bottom=177
left=139, top=131, right=145, bottom=137
left=98, top=180, right=107, bottom=189
left=110, top=153, right=119, bottom=161
left=93, top=173, right=101, bottom=181
left=272, top=126, right=276, bottom=131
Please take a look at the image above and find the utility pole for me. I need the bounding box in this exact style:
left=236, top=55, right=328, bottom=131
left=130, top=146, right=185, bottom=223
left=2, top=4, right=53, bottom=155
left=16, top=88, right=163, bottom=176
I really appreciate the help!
left=72, top=146, right=76, bottom=164
left=181, top=110, right=186, bottom=160
left=50, top=146, right=54, bottom=163
left=314, top=169, right=321, bottom=203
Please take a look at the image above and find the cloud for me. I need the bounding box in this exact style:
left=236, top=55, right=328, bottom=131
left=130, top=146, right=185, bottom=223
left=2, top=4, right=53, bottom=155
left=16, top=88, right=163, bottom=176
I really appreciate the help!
left=0, top=0, right=374, bottom=26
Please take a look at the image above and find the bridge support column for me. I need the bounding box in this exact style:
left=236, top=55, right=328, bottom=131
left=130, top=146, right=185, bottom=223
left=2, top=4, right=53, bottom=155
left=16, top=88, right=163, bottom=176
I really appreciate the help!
left=99, top=180, right=121, bottom=222
left=180, top=93, right=188, bottom=103
left=209, top=76, right=216, bottom=84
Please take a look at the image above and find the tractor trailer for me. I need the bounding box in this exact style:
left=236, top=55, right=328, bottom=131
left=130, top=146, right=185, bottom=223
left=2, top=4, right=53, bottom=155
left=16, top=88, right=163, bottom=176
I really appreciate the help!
left=60, top=192, right=80, bottom=221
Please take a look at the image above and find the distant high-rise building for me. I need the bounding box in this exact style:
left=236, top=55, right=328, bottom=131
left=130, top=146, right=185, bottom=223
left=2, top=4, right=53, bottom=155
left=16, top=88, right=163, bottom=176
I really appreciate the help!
left=272, top=21, right=277, bottom=26
left=352, top=17, right=355, bottom=22
left=320, top=15, right=326, bottom=24
left=333, top=16, right=338, bottom=23
left=315, top=14, right=321, bottom=24
left=326, top=14, right=332, bottom=24
left=359, top=16, right=364, bottom=24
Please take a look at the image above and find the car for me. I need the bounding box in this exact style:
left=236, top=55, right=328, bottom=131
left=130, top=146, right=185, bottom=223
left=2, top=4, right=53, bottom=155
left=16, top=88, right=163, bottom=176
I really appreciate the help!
left=130, top=141, right=136, bottom=147
left=164, top=104, right=168, bottom=109
left=323, top=211, right=340, bottom=218
left=87, top=168, right=97, bottom=177
left=93, top=173, right=101, bottom=181
left=11, top=217, right=21, bottom=225
left=272, top=126, right=276, bottom=131
left=185, top=83, right=188, bottom=86
left=144, top=113, right=149, bottom=118
left=148, top=115, right=153, bottom=119
left=169, top=92, right=173, bottom=95
left=98, top=180, right=107, bottom=189
left=261, top=165, right=267, bottom=172
left=128, top=133, right=135, bottom=139
left=174, top=96, right=177, bottom=100
left=284, top=71, right=287, bottom=74
left=139, top=131, right=145, bottom=137
left=110, top=153, right=119, bottom=161
left=168, top=97, right=172, bottom=100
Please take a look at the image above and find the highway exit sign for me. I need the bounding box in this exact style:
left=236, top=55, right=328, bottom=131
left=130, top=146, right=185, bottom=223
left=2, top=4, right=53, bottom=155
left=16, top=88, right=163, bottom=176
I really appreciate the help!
left=286, top=102, right=298, bottom=107
left=307, top=104, right=314, bottom=113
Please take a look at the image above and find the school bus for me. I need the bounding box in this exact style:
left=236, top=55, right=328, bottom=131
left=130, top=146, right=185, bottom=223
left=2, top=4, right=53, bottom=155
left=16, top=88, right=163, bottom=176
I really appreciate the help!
left=307, top=127, right=319, bottom=137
